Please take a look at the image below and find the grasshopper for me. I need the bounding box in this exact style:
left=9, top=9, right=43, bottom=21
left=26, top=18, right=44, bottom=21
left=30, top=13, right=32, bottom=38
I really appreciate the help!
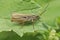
left=11, top=13, right=40, bottom=30
left=11, top=4, right=48, bottom=31
left=11, top=13, right=40, bottom=23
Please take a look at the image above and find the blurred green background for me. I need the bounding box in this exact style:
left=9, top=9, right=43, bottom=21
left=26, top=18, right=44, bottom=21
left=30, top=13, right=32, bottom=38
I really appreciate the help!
left=42, top=0, right=60, bottom=26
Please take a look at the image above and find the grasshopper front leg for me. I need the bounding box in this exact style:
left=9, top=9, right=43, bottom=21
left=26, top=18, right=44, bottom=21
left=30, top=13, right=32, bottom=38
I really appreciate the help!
left=32, top=19, right=35, bottom=32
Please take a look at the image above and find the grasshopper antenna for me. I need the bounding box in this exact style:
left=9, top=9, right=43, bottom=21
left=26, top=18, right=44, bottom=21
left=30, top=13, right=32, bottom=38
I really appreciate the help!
left=39, top=3, right=49, bottom=16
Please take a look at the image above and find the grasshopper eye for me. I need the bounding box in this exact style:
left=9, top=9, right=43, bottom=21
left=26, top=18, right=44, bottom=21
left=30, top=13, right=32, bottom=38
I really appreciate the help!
left=23, top=17, right=26, bottom=18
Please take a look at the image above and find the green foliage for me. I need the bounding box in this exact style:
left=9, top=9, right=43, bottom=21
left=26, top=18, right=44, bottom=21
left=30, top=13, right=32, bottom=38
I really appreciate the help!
left=0, top=0, right=60, bottom=40
left=0, top=30, right=20, bottom=40
left=0, top=30, right=49, bottom=40
left=56, top=17, right=60, bottom=33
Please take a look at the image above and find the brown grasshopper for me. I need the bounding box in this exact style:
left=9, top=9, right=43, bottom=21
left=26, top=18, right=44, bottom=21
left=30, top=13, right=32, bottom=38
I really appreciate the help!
left=11, top=4, right=48, bottom=31
left=11, top=13, right=40, bottom=29
left=11, top=13, right=40, bottom=23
